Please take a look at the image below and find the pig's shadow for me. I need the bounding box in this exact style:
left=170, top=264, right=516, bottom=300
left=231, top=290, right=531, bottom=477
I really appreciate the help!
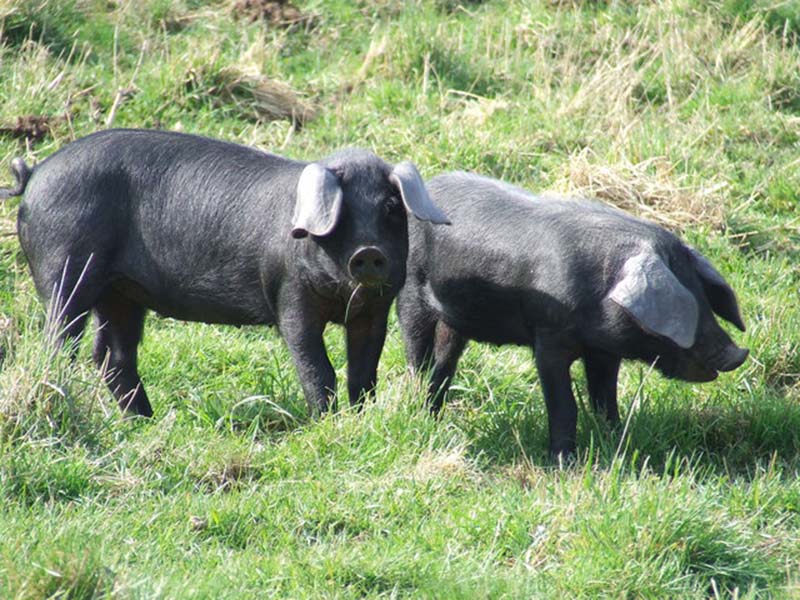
left=455, top=381, right=800, bottom=476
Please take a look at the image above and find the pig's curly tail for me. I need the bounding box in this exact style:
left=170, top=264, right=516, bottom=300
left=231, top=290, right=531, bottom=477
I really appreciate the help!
left=0, top=158, right=31, bottom=199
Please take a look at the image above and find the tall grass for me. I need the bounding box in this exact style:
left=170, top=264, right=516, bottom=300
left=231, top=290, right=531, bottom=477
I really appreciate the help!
left=1, top=0, right=799, bottom=596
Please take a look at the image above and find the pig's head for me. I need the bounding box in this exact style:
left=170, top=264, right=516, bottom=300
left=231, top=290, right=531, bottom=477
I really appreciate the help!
left=290, top=149, right=449, bottom=298
left=607, top=245, right=748, bottom=381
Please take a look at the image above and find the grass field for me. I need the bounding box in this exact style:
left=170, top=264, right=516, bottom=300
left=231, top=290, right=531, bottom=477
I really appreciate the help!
left=1, top=0, right=800, bottom=597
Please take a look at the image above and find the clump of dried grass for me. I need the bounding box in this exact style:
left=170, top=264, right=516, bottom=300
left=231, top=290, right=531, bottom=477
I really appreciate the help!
left=218, top=65, right=317, bottom=126
left=552, top=149, right=727, bottom=231
left=186, top=63, right=316, bottom=127
left=0, top=114, right=60, bottom=142
left=413, top=447, right=473, bottom=483
left=445, top=91, right=510, bottom=129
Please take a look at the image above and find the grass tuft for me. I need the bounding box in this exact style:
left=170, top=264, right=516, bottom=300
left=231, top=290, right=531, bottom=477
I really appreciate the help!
left=3, top=546, right=115, bottom=600
left=0, top=320, right=113, bottom=449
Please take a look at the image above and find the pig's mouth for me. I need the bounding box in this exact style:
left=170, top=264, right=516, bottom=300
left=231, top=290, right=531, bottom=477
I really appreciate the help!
left=656, top=345, right=749, bottom=383
left=356, top=278, right=384, bottom=289
left=686, top=346, right=749, bottom=381
left=350, top=276, right=393, bottom=292
left=680, top=364, right=719, bottom=383
left=654, top=355, right=718, bottom=383
left=343, top=280, right=393, bottom=323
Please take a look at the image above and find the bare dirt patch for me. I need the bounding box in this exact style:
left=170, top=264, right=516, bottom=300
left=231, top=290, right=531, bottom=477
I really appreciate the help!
left=0, top=115, right=60, bottom=143
left=199, top=456, right=258, bottom=492
left=231, top=0, right=313, bottom=28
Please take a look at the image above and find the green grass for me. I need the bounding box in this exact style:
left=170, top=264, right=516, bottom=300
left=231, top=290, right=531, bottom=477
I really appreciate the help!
left=1, top=0, right=800, bottom=597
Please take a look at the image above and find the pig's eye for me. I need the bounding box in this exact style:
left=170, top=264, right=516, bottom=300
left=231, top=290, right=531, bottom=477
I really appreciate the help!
left=384, top=196, right=404, bottom=219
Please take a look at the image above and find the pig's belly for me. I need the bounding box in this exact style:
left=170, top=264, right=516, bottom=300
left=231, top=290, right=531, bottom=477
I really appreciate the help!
left=109, top=276, right=275, bottom=326
left=426, top=280, right=534, bottom=346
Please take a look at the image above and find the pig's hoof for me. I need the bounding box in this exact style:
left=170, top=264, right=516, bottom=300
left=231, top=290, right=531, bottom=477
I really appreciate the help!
left=549, top=446, right=577, bottom=468
left=121, top=410, right=153, bottom=420
left=308, top=401, right=337, bottom=417
left=119, top=400, right=153, bottom=418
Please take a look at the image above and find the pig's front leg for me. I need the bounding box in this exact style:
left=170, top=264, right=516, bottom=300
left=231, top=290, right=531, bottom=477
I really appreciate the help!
left=534, top=334, right=579, bottom=460
left=396, top=285, right=437, bottom=372
left=345, top=307, right=389, bottom=407
left=428, top=321, right=467, bottom=413
left=583, top=349, right=621, bottom=424
left=279, top=299, right=337, bottom=414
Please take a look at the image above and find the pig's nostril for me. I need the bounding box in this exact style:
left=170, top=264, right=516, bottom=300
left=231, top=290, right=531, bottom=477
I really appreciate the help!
left=349, top=246, right=389, bottom=284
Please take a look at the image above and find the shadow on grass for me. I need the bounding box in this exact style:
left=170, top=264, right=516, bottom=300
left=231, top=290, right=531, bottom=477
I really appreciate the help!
left=0, top=0, right=128, bottom=63
left=455, top=380, right=800, bottom=478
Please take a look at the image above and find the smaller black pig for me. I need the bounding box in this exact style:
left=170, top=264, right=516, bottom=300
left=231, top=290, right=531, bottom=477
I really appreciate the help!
left=1, top=129, right=449, bottom=417
left=397, top=172, right=748, bottom=458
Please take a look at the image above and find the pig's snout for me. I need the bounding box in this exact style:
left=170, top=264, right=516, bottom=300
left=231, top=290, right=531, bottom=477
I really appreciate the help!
left=717, top=346, right=749, bottom=372
left=348, top=246, right=389, bottom=286
left=673, top=344, right=748, bottom=383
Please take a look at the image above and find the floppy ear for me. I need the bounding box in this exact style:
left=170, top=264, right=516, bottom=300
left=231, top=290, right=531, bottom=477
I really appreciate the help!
left=609, top=252, right=699, bottom=349
left=688, top=247, right=745, bottom=332
left=389, top=162, right=450, bottom=225
left=291, top=163, right=343, bottom=239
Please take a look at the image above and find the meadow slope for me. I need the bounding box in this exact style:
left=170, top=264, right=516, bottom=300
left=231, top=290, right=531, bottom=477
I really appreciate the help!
left=1, top=0, right=800, bottom=597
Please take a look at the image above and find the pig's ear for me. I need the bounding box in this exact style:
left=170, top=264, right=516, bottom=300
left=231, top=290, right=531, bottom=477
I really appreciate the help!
left=688, top=247, right=746, bottom=332
left=609, top=252, right=699, bottom=349
left=292, top=163, right=343, bottom=239
left=389, top=162, right=451, bottom=225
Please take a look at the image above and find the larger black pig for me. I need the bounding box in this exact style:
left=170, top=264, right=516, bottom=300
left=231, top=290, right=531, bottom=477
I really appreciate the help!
left=1, top=129, right=449, bottom=417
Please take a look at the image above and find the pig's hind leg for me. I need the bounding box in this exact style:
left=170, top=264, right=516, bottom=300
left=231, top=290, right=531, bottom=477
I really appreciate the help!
left=396, top=282, right=438, bottom=372
left=427, top=321, right=467, bottom=413
left=92, top=291, right=152, bottom=417
left=583, top=349, right=621, bottom=424
left=35, top=250, right=153, bottom=417
left=33, top=252, right=107, bottom=357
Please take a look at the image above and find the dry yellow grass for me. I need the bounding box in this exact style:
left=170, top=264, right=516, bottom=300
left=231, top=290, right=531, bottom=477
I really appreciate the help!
left=219, top=65, right=316, bottom=126
left=185, top=62, right=316, bottom=126
left=552, top=148, right=727, bottom=230
left=413, top=447, right=472, bottom=483
left=182, top=36, right=317, bottom=128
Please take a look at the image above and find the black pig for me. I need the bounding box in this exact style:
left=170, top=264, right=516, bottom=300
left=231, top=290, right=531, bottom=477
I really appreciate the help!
left=1, top=129, right=449, bottom=417
left=397, top=172, right=748, bottom=458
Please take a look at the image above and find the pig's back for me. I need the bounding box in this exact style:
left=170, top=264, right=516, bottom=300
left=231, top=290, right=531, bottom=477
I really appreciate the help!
left=416, top=172, right=678, bottom=344
left=18, top=129, right=302, bottom=325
